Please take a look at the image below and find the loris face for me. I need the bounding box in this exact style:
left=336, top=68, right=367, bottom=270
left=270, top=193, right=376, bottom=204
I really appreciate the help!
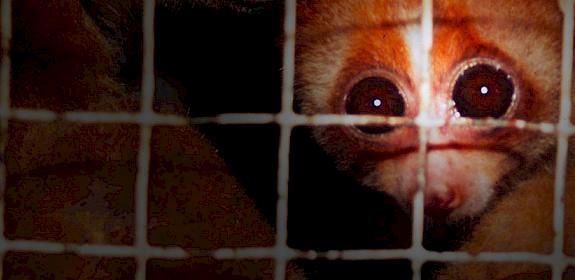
left=296, top=0, right=562, bottom=219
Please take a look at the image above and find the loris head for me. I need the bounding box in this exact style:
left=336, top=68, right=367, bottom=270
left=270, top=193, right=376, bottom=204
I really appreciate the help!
left=296, top=0, right=562, bottom=219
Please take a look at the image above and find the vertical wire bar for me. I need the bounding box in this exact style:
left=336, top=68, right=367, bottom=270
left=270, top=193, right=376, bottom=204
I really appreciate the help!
left=412, top=0, right=433, bottom=279
left=275, top=0, right=297, bottom=279
left=141, top=0, right=156, bottom=113
left=281, top=0, right=297, bottom=114
left=274, top=125, right=292, bottom=280
left=554, top=1, right=574, bottom=279
left=0, top=0, right=9, bottom=116
left=135, top=125, right=153, bottom=280
left=0, top=0, right=11, bottom=277
left=135, top=0, right=156, bottom=279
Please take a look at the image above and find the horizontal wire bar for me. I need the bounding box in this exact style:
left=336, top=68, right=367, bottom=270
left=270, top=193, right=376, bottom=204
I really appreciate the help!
left=3, top=240, right=188, bottom=259
left=6, top=109, right=187, bottom=126
left=3, top=239, right=575, bottom=268
left=0, top=109, right=571, bottom=134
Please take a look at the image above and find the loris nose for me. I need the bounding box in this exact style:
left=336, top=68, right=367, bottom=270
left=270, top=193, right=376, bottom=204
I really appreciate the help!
left=424, top=188, right=462, bottom=218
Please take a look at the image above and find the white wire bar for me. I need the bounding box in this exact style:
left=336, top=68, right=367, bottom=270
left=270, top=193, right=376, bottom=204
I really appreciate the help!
left=0, top=109, right=566, bottom=134
left=134, top=0, right=157, bottom=279
left=1, top=239, right=573, bottom=265
left=273, top=0, right=298, bottom=279
left=0, top=0, right=11, bottom=277
left=552, top=0, right=575, bottom=279
left=411, top=0, right=434, bottom=279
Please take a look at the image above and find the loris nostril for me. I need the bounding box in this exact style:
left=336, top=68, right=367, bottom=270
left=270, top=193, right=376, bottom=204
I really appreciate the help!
left=424, top=190, right=462, bottom=218
left=445, top=190, right=463, bottom=209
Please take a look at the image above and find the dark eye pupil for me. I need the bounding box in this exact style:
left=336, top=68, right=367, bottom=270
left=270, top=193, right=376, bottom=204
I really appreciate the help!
left=452, top=64, right=514, bottom=118
left=345, top=77, right=405, bottom=134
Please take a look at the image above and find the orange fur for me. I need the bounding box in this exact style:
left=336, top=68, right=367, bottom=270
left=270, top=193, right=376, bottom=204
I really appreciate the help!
left=297, top=0, right=574, bottom=279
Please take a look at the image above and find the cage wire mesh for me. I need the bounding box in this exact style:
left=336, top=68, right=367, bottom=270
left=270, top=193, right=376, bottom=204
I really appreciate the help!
left=0, top=0, right=574, bottom=279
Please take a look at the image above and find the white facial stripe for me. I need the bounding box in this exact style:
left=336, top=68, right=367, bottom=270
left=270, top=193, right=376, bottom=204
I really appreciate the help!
left=402, top=25, right=423, bottom=85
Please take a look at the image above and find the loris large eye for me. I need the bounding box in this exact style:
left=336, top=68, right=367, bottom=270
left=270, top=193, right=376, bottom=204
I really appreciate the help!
left=345, top=77, right=406, bottom=134
left=452, top=63, right=515, bottom=118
